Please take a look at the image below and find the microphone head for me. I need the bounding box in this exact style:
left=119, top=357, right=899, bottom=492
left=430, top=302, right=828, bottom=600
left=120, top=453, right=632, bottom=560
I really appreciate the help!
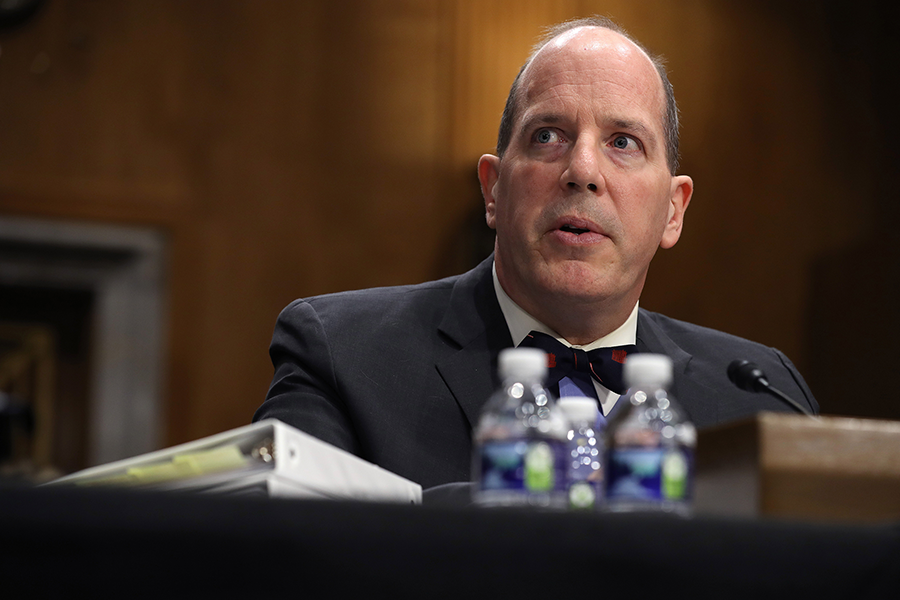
left=727, top=359, right=769, bottom=393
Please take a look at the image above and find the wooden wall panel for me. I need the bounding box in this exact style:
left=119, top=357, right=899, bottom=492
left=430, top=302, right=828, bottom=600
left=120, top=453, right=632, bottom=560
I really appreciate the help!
left=0, top=0, right=896, bottom=468
left=0, top=0, right=458, bottom=452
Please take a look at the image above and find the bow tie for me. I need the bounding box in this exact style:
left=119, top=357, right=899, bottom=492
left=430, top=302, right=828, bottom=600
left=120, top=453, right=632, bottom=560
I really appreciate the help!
left=517, top=330, right=637, bottom=395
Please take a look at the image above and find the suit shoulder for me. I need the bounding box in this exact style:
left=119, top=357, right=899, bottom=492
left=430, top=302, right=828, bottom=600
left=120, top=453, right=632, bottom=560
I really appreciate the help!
left=639, top=309, right=773, bottom=354
left=277, top=273, right=463, bottom=331
left=309, top=273, right=458, bottom=308
left=639, top=309, right=784, bottom=358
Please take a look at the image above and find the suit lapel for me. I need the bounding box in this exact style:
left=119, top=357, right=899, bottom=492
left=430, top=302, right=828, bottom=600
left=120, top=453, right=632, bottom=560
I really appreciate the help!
left=435, top=257, right=512, bottom=429
left=636, top=310, right=718, bottom=425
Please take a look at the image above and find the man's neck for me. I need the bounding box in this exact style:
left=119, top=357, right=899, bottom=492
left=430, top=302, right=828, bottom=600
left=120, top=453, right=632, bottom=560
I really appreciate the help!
left=537, top=298, right=635, bottom=345
left=492, top=262, right=639, bottom=348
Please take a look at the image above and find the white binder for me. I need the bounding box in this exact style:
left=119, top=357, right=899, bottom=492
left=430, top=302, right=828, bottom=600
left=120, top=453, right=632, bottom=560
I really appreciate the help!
left=48, top=419, right=422, bottom=504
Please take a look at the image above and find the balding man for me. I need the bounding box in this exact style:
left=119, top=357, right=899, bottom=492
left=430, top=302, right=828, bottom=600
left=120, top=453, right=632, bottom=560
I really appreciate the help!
left=254, top=17, right=818, bottom=490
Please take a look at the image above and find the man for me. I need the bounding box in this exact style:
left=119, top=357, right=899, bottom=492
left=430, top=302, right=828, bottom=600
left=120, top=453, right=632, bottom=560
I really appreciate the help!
left=254, top=17, right=818, bottom=490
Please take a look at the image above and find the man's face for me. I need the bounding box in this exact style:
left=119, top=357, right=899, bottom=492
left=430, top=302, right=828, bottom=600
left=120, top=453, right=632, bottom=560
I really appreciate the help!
left=479, top=27, right=693, bottom=326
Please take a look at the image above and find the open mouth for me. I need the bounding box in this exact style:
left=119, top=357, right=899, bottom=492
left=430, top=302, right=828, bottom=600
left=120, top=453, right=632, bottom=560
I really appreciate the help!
left=560, top=224, right=591, bottom=235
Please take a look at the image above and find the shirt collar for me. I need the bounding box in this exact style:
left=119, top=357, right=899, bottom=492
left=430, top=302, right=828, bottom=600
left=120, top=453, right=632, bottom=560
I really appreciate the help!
left=492, top=260, right=638, bottom=350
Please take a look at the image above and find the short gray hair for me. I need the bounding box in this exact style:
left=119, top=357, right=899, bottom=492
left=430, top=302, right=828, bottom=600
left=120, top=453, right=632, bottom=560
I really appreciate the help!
left=496, top=16, right=681, bottom=174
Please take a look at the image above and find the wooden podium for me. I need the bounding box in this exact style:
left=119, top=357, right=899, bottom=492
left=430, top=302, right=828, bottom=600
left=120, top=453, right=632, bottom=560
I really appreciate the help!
left=695, top=412, right=900, bottom=522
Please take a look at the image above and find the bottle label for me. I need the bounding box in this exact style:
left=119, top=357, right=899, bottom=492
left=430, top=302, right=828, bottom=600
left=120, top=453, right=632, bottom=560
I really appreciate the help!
left=605, top=447, right=692, bottom=502
left=568, top=480, right=601, bottom=510
left=478, top=439, right=567, bottom=500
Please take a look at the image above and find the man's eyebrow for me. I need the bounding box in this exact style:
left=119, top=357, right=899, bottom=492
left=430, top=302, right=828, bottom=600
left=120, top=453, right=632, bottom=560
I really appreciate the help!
left=517, top=112, right=567, bottom=135
left=610, top=118, right=657, bottom=144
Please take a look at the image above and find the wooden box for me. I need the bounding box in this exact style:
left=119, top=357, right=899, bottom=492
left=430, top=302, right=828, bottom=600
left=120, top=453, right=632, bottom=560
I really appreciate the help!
left=695, top=412, right=900, bottom=522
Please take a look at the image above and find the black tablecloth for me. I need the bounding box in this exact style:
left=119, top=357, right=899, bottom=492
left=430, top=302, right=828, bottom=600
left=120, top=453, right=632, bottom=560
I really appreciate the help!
left=1, top=485, right=898, bottom=598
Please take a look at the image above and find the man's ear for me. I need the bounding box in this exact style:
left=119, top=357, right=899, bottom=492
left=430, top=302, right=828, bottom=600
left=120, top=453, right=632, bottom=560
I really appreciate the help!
left=659, top=175, right=693, bottom=249
left=478, top=154, right=501, bottom=230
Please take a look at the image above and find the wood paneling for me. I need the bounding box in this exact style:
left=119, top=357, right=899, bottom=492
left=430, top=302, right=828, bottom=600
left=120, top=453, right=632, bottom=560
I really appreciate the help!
left=0, top=0, right=896, bottom=465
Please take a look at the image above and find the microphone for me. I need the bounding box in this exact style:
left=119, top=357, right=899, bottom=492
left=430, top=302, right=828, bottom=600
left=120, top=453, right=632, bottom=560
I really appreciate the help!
left=727, top=360, right=813, bottom=416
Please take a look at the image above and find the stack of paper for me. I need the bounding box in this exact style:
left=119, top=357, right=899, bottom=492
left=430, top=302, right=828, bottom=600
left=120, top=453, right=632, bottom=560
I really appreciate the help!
left=48, top=419, right=422, bottom=504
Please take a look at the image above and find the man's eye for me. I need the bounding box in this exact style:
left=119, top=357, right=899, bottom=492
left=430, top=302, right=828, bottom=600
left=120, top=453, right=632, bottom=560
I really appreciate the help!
left=612, top=135, right=637, bottom=150
left=535, top=129, right=560, bottom=144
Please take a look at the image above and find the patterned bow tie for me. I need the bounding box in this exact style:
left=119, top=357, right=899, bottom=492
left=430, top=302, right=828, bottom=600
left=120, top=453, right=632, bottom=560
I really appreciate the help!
left=518, top=330, right=637, bottom=395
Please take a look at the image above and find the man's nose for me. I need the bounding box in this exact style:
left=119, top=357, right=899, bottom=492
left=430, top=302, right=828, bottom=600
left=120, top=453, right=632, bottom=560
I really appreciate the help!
left=561, top=139, right=604, bottom=194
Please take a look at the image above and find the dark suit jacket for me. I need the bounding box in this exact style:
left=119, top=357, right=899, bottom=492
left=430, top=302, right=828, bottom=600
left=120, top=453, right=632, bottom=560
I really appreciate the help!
left=255, top=256, right=818, bottom=489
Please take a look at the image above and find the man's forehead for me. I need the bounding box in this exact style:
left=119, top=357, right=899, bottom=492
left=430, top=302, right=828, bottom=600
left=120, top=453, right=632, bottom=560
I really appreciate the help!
left=516, top=27, right=665, bottom=126
left=544, top=26, right=634, bottom=57
left=526, top=26, right=656, bottom=89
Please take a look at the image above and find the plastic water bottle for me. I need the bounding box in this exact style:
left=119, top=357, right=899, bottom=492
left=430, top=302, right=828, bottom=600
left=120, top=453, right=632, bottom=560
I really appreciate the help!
left=472, top=347, right=569, bottom=508
left=557, top=396, right=603, bottom=510
left=604, top=354, right=696, bottom=515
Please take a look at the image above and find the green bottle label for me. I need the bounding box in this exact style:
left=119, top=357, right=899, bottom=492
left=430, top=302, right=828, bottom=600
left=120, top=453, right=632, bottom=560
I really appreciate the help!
left=524, top=442, right=555, bottom=492
left=661, top=450, right=688, bottom=500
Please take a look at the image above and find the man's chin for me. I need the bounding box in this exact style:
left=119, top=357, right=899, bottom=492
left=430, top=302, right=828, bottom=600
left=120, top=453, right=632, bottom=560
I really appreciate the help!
left=532, top=263, right=621, bottom=304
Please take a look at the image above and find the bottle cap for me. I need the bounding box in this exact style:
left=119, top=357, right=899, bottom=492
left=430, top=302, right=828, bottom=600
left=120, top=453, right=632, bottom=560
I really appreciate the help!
left=498, top=347, right=547, bottom=380
left=557, top=396, right=599, bottom=424
left=624, top=353, right=673, bottom=387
